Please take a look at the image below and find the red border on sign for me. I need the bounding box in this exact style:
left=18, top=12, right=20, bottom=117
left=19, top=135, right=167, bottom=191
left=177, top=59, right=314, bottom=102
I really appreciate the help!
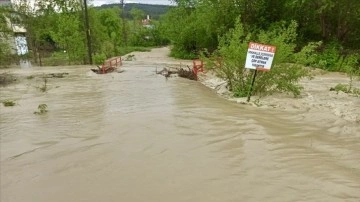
left=248, top=42, right=276, bottom=53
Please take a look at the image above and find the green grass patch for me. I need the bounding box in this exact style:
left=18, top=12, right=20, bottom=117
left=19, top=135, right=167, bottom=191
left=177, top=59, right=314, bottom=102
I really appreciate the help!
left=2, top=99, right=16, bottom=107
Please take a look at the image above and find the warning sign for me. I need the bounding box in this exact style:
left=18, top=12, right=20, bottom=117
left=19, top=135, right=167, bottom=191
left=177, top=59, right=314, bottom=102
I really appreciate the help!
left=245, top=42, right=276, bottom=71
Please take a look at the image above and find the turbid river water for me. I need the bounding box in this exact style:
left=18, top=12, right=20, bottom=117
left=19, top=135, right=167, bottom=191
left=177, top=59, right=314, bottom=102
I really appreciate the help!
left=1, top=52, right=360, bottom=201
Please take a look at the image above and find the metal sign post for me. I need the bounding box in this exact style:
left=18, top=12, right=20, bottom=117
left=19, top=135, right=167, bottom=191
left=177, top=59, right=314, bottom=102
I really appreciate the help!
left=247, top=69, right=258, bottom=102
left=244, top=42, right=277, bottom=102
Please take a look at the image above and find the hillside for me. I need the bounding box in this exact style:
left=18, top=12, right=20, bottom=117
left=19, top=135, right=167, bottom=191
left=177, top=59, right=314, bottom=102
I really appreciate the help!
left=97, top=3, right=173, bottom=19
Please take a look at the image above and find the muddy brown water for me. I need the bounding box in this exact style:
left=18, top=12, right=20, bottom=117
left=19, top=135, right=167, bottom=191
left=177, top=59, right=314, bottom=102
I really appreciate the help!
left=1, top=62, right=360, bottom=202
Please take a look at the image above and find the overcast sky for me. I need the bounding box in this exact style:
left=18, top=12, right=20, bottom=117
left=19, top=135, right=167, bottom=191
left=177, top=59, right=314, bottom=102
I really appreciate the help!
left=91, top=0, right=174, bottom=6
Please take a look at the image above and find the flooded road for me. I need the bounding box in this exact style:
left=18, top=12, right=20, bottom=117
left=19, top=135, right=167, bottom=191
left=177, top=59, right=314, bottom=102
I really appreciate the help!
left=1, top=54, right=360, bottom=201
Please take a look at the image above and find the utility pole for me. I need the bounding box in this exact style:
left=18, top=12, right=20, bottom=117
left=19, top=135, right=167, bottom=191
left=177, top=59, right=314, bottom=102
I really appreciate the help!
left=121, top=0, right=127, bottom=47
left=83, top=0, right=93, bottom=64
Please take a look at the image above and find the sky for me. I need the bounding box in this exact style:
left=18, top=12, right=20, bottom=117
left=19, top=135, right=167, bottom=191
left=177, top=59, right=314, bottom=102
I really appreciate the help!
left=91, top=0, right=174, bottom=7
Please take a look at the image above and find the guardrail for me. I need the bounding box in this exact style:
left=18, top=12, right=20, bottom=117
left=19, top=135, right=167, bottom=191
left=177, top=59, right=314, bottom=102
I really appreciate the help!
left=100, top=57, right=122, bottom=74
left=192, top=59, right=204, bottom=80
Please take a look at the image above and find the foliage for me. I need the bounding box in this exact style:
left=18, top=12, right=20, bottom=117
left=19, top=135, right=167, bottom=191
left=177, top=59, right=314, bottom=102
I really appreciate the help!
left=26, top=75, right=34, bottom=80
left=34, top=104, right=48, bottom=115
left=293, top=41, right=322, bottom=66
left=93, top=53, right=106, bottom=65
left=333, top=83, right=349, bottom=93
left=331, top=83, right=360, bottom=96
left=50, top=13, right=86, bottom=64
left=0, top=38, right=12, bottom=68
left=2, top=99, right=16, bottom=107
left=98, top=3, right=171, bottom=20
left=163, top=0, right=360, bottom=73
left=0, top=6, right=13, bottom=68
left=339, top=53, right=360, bottom=91
left=36, top=75, right=48, bottom=92
left=213, top=20, right=309, bottom=98
left=9, top=1, right=166, bottom=66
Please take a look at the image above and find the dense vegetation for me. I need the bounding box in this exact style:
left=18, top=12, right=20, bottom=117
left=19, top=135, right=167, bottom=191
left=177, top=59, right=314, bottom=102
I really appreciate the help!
left=1, top=0, right=359, bottom=97
left=0, top=6, right=12, bottom=67
left=0, top=1, right=169, bottom=66
left=161, top=0, right=360, bottom=97
left=99, top=3, right=172, bottom=20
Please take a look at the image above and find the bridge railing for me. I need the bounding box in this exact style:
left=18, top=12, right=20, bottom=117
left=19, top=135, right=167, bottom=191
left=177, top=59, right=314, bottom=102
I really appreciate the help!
left=101, top=57, right=122, bottom=74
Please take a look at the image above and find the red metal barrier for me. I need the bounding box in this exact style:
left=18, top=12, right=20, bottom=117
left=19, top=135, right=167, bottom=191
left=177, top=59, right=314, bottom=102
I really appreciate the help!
left=192, top=59, right=204, bottom=80
left=101, top=57, right=122, bottom=74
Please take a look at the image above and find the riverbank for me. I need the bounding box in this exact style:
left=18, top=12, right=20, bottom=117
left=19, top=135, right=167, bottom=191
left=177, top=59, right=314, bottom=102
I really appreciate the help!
left=2, top=46, right=360, bottom=127
left=125, top=47, right=360, bottom=126
left=197, top=67, right=360, bottom=124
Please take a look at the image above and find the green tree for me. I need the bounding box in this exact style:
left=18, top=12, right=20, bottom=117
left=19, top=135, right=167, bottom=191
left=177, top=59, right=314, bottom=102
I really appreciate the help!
left=0, top=6, right=12, bottom=68
left=94, top=7, right=123, bottom=56
left=50, top=13, right=86, bottom=64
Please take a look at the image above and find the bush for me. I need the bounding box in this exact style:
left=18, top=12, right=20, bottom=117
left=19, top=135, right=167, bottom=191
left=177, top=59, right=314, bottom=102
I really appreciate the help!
left=93, top=53, right=107, bottom=65
left=212, top=19, right=310, bottom=98
left=293, top=41, right=322, bottom=66
left=315, top=42, right=342, bottom=71
left=331, top=83, right=360, bottom=96
left=2, top=99, right=16, bottom=107
left=34, top=104, right=48, bottom=115
left=0, top=37, right=12, bottom=68
left=170, top=47, right=197, bottom=59
left=333, top=83, right=349, bottom=93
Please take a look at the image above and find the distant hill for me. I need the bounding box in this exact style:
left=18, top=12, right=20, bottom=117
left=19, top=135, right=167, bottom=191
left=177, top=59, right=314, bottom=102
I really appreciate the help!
left=97, top=3, right=173, bottom=20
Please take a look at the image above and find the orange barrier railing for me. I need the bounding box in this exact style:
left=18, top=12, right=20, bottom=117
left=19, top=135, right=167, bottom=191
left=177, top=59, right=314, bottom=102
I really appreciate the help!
left=192, top=59, right=204, bottom=80
left=101, top=57, right=122, bottom=74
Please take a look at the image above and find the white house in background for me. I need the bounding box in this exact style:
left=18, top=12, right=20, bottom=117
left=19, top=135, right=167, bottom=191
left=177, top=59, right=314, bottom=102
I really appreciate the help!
left=142, top=15, right=154, bottom=29
left=1, top=0, right=28, bottom=56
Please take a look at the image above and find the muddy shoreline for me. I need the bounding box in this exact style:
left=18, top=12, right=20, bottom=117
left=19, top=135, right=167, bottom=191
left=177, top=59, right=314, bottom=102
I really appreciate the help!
left=198, top=69, right=360, bottom=125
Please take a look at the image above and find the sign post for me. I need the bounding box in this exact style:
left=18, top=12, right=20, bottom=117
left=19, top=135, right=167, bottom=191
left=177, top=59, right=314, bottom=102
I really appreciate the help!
left=245, top=42, right=276, bottom=102
left=247, top=69, right=258, bottom=102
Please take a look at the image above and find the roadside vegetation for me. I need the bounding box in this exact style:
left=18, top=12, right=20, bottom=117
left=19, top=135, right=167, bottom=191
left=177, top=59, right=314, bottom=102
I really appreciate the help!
left=162, top=0, right=360, bottom=97
left=1, top=0, right=359, bottom=98
left=0, top=1, right=168, bottom=68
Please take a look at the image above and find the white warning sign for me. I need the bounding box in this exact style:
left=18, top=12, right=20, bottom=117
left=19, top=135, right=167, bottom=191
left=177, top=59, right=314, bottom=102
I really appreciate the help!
left=245, top=42, right=276, bottom=71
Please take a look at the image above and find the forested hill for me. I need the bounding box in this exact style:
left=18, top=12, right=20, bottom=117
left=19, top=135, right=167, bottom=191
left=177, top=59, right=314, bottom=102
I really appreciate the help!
left=97, top=3, right=172, bottom=19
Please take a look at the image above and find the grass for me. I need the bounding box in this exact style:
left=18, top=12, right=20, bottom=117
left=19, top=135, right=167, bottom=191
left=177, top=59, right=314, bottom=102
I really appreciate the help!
left=333, top=83, right=349, bottom=93
left=36, top=75, right=48, bottom=92
left=26, top=75, right=35, bottom=80
left=34, top=104, right=48, bottom=115
left=2, top=99, right=16, bottom=107
left=331, top=83, right=360, bottom=96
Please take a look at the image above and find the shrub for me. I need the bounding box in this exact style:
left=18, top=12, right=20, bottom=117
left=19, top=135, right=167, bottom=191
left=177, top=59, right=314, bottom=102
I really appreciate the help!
left=34, top=104, right=48, bottom=115
left=213, top=19, right=310, bottom=98
left=293, top=41, right=322, bottom=66
left=2, top=99, right=16, bottom=107
left=339, top=53, right=360, bottom=90
left=93, top=53, right=107, bottom=65
left=333, top=83, right=349, bottom=93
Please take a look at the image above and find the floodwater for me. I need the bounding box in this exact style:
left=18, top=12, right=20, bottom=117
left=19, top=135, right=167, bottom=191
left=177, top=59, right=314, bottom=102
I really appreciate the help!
left=1, top=62, right=360, bottom=202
